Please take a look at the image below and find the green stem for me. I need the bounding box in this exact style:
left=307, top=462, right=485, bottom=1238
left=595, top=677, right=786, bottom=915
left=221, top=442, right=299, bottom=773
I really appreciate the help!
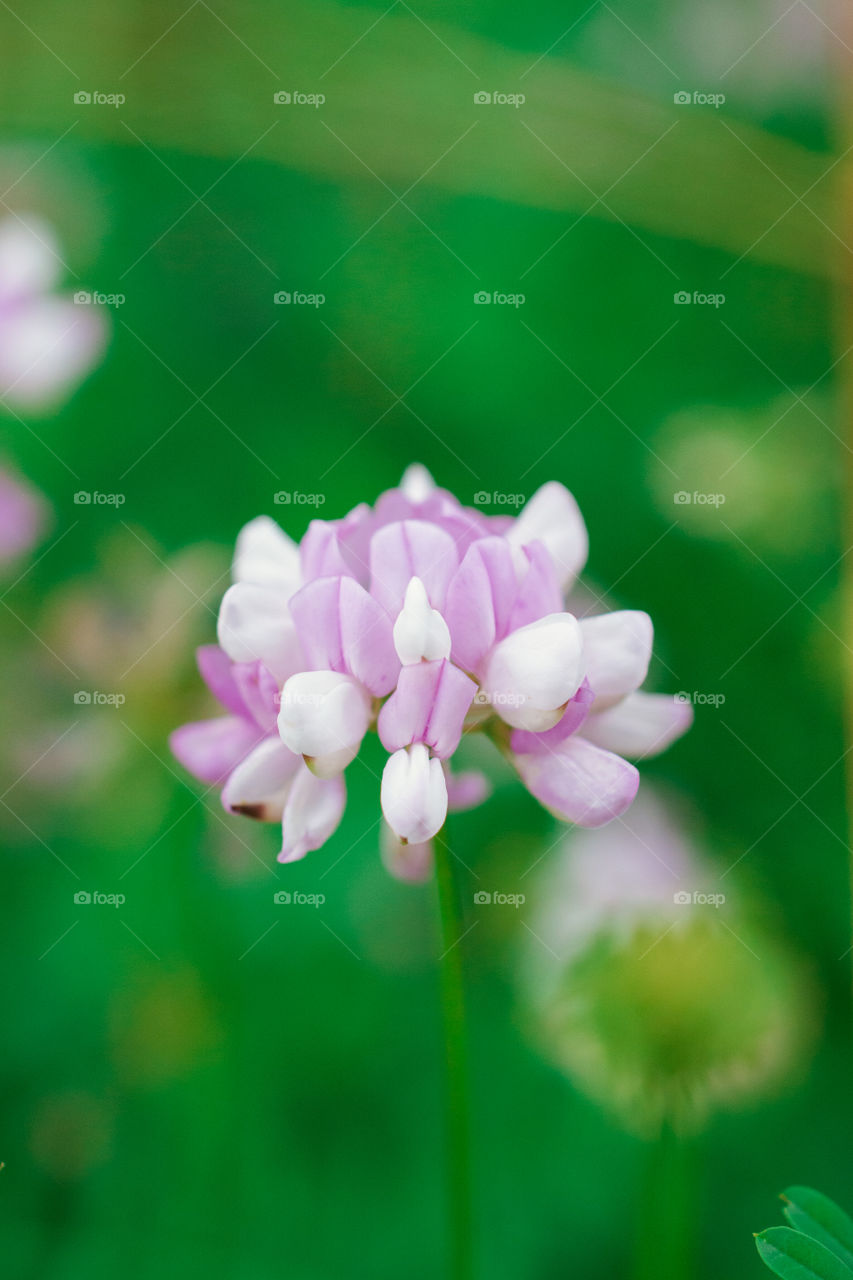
left=434, top=826, right=474, bottom=1280
left=634, top=1121, right=696, bottom=1280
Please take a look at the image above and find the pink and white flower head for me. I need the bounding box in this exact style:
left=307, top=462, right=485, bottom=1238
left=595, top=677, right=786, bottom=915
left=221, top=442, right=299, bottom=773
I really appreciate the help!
left=0, top=216, right=106, bottom=412
left=171, top=466, right=692, bottom=876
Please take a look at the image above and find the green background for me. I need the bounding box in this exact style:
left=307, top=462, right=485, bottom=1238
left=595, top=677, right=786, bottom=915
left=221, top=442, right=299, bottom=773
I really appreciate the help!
left=0, top=1, right=847, bottom=1276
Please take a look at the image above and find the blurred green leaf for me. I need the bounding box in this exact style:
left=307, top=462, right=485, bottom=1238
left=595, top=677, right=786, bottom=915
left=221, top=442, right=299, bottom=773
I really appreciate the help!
left=755, top=1227, right=853, bottom=1280
left=782, top=1188, right=853, bottom=1271
left=0, top=0, right=839, bottom=277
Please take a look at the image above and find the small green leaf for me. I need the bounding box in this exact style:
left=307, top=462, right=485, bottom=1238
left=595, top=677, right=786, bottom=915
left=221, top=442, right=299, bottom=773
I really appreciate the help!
left=755, top=1227, right=853, bottom=1280
left=782, top=1188, right=853, bottom=1270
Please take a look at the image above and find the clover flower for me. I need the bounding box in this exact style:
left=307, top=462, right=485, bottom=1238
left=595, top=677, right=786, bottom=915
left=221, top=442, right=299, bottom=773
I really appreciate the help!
left=171, top=466, right=691, bottom=871
left=0, top=216, right=105, bottom=412
left=522, top=791, right=814, bottom=1134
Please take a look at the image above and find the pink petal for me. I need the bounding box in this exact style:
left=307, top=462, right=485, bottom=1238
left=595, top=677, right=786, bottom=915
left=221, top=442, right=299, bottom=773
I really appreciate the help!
left=279, top=766, right=346, bottom=863
left=380, top=824, right=434, bottom=882
left=300, top=519, right=356, bottom=582
left=444, top=536, right=517, bottom=673
left=0, top=466, right=48, bottom=563
left=514, top=736, right=639, bottom=828
left=377, top=659, right=477, bottom=759
left=369, top=519, right=459, bottom=616
left=581, top=692, right=694, bottom=759
left=222, top=736, right=301, bottom=820
left=289, top=575, right=399, bottom=696
left=0, top=298, right=106, bottom=411
left=507, top=481, right=588, bottom=590
left=509, top=678, right=594, bottom=755
left=196, top=644, right=248, bottom=717
left=507, top=540, right=564, bottom=631
left=170, top=716, right=261, bottom=785
left=446, top=768, right=491, bottom=812
left=231, top=660, right=281, bottom=733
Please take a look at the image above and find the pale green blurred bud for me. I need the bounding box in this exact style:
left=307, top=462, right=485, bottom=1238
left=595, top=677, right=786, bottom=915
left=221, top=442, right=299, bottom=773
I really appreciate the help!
left=522, top=792, right=816, bottom=1136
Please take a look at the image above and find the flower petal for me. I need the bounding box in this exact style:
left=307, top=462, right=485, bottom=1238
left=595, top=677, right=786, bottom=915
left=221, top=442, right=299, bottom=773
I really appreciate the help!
left=221, top=736, right=301, bottom=820
left=509, top=678, right=594, bottom=755
left=196, top=644, right=248, bottom=717
left=446, top=768, right=491, bottom=812
left=0, top=217, right=60, bottom=302
left=580, top=610, right=653, bottom=708
left=581, top=692, right=694, bottom=759
left=399, top=463, right=436, bottom=503
left=170, top=716, right=260, bottom=785
left=380, top=823, right=433, bottom=882
left=393, top=576, right=451, bottom=665
left=231, top=660, right=281, bottom=733
left=279, top=766, right=346, bottom=863
left=369, top=519, right=459, bottom=615
left=507, top=540, right=564, bottom=632
left=507, top=481, right=588, bottom=590
left=278, top=670, right=372, bottom=777
left=0, top=298, right=105, bottom=410
left=217, top=583, right=304, bottom=684
left=444, top=536, right=518, bottom=673
left=515, top=736, right=639, bottom=828
left=482, top=612, right=585, bottom=731
left=377, top=658, right=477, bottom=759
left=289, top=575, right=399, bottom=696
left=381, top=744, right=448, bottom=844
left=233, top=515, right=301, bottom=594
